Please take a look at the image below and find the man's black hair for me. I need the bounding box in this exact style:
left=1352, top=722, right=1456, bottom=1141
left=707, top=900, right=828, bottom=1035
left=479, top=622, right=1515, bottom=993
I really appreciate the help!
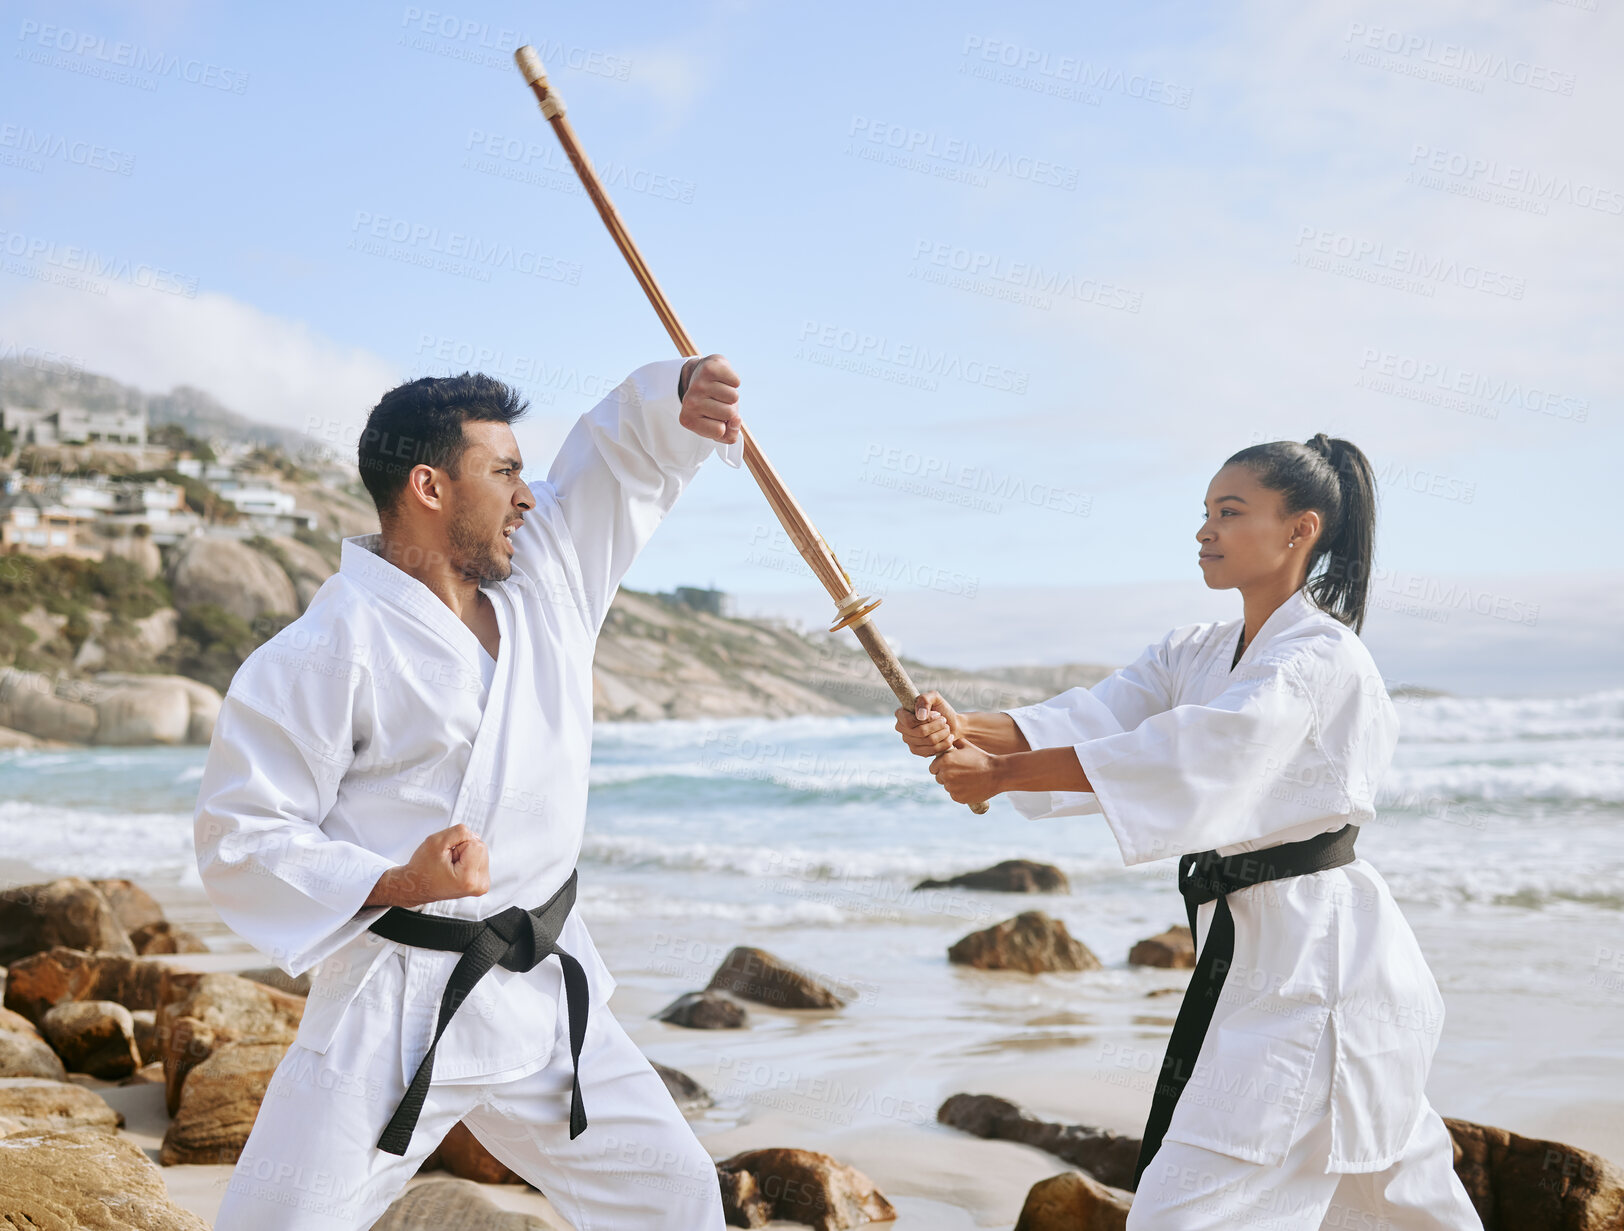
left=357, top=371, right=528, bottom=521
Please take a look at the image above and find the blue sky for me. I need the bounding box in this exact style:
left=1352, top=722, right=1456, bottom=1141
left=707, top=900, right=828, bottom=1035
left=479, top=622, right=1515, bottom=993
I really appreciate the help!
left=1, top=1, right=1618, bottom=692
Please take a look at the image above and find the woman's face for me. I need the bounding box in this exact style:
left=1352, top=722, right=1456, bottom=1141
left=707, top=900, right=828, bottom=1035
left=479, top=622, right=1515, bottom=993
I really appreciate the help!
left=1195, top=463, right=1319, bottom=592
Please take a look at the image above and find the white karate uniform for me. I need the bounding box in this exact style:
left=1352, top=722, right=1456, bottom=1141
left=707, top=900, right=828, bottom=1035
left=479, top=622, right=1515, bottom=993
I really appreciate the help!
left=1003, top=588, right=1483, bottom=1229
left=194, top=358, right=739, bottom=1230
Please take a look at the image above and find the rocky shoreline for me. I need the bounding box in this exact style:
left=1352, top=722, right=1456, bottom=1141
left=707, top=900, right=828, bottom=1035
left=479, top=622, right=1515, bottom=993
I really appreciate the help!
left=0, top=865, right=1618, bottom=1229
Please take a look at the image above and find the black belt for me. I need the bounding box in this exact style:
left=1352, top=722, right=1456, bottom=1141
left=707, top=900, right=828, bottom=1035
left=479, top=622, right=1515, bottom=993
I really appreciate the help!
left=366, top=868, right=589, bottom=1155
left=1133, top=824, right=1359, bottom=1187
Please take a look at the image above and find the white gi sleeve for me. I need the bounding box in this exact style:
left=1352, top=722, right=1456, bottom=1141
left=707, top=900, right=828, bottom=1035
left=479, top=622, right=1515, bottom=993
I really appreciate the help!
left=537, top=357, right=741, bottom=632
left=1000, top=629, right=1182, bottom=821
left=193, top=693, right=396, bottom=977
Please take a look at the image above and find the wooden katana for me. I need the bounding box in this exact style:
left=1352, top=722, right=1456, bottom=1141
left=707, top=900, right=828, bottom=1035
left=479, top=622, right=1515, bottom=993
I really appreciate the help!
left=513, top=45, right=988, bottom=814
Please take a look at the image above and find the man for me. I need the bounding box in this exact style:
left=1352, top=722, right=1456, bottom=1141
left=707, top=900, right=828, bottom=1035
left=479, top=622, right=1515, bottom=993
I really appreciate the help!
left=194, top=354, right=741, bottom=1229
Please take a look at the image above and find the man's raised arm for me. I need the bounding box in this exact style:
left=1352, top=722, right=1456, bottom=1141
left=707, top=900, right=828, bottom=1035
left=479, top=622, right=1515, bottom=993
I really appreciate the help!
left=535, top=354, right=743, bottom=633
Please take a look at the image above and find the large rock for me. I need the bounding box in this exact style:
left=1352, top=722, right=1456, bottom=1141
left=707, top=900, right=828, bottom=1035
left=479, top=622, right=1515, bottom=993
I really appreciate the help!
left=0, top=1077, right=122, bottom=1135
left=658, top=990, right=749, bottom=1030
left=167, top=535, right=298, bottom=623
left=103, top=530, right=164, bottom=578
left=3, top=946, right=169, bottom=1022
left=1446, top=1115, right=1624, bottom=1230
left=130, top=920, right=209, bottom=954
left=155, top=971, right=303, bottom=1116
left=916, top=859, right=1070, bottom=894
left=1128, top=925, right=1195, bottom=969
left=0, top=668, right=98, bottom=742
left=374, top=1177, right=555, bottom=1229
left=41, top=1000, right=143, bottom=1079
left=652, top=1059, right=714, bottom=1114
left=91, top=677, right=191, bottom=744
left=717, top=1148, right=896, bottom=1230
left=421, top=1120, right=525, bottom=1185
left=0, top=1127, right=211, bottom=1228
left=0, top=880, right=136, bottom=965
left=238, top=965, right=312, bottom=997
left=90, top=673, right=222, bottom=746
left=948, top=912, right=1102, bottom=974
left=0, top=1012, right=68, bottom=1080
left=938, top=1093, right=1140, bottom=1190
left=706, top=947, right=847, bottom=1009
left=88, top=878, right=166, bottom=935
left=159, top=1038, right=288, bottom=1165
left=1015, top=1170, right=1133, bottom=1231
left=268, top=534, right=336, bottom=608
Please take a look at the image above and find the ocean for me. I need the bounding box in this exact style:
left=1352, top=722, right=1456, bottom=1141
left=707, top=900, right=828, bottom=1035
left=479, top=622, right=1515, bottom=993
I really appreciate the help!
left=3, top=689, right=1621, bottom=1217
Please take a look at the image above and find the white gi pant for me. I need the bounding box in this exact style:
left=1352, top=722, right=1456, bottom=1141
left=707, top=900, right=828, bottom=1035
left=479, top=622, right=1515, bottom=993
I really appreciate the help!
left=214, top=984, right=725, bottom=1230
left=1127, top=1018, right=1484, bottom=1230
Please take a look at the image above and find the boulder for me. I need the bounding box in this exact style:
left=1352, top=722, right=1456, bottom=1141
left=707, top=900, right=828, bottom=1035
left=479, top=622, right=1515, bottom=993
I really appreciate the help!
left=1128, top=925, right=1195, bottom=969
left=102, top=531, right=163, bottom=578
left=167, top=535, right=298, bottom=623
left=717, top=1148, right=896, bottom=1230
left=374, top=1177, right=555, bottom=1229
left=130, top=1008, right=160, bottom=1064
left=91, top=677, right=192, bottom=745
left=652, top=1059, right=714, bottom=1114
left=421, top=1120, right=525, bottom=1184
left=92, top=672, right=222, bottom=745
left=658, top=990, right=748, bottom=1030
left=1446, top=1115, right=1624, bottom=1230
left=916, top=859, right=1070, bottom=894
left=130, top=920, right=210, bottom=954
left=1015, top=1170, right=1133, bottom=1231
left=0, top=668, right=98, bottom=742
left=3, top=946, right=169, bottom=1023
left=41, top=1000, right=143, bottom=1079
left=0, top=1077, right=122, bottom=1134
left=0, top=1016, right=68, bottom=1079
left=948, top=912, right=1102, bottom=974
left=0, top=881, right=136, bottom=965
left=0, top=1127, right=210, bottom=1228
left=938, top=1093, right=1140, bottom=1190
left=155, top=971, right=303, bottom=1115
left=268, top=535, right=336, bottom=609
left=239, top=965, right=312, bottom=997
left=706, top=946, right=847, bottom=1009
left=88, top=878, right=166, bottom=935
left=159, top=1038, right=288, bottom=1165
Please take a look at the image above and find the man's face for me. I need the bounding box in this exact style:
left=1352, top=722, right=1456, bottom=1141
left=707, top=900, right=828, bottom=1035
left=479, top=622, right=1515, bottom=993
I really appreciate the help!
left=442, top=421, right=531, bottom=584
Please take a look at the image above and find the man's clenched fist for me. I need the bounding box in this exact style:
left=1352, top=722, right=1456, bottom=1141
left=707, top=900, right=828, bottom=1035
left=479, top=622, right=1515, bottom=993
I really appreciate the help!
left=679, top=353, right=743, bottom=444
left=364, top=822, right=490, bottom=909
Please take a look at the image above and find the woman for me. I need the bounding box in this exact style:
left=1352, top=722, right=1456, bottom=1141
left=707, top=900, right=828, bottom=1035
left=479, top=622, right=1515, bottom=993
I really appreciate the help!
left=895, top=435, right=1483, bottom=1229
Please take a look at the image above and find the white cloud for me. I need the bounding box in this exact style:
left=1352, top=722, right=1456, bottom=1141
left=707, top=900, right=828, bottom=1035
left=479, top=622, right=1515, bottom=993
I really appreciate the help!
left=0, top=281, right=400, bottom=443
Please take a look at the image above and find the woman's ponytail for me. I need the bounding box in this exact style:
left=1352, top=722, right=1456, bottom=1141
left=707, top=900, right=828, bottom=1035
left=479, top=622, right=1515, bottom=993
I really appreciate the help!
left=1225, top=434, right=1380, bottom=633
left=1302, top=433, right=1377, bottom=633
